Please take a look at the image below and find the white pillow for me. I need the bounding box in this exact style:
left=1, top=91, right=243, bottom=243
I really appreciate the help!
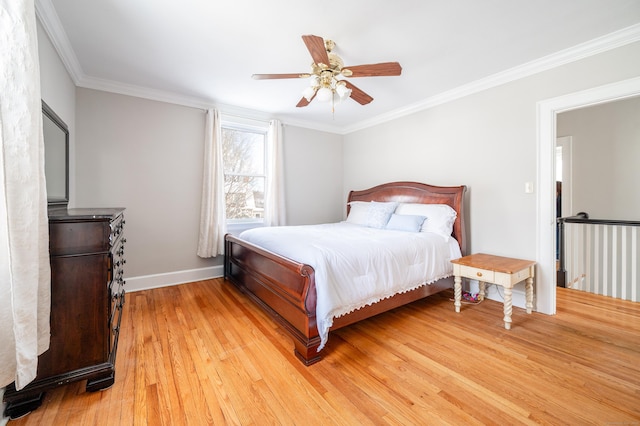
left=385, top=214, right=426, bottom=232
left=395, top=203, right=457, bottom=240
left=346, top=201, right=369, bottom=226
left=366, top=201, right=398, bottom=229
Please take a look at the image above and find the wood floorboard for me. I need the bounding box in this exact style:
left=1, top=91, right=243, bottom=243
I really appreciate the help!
left=7, top=279, right=640, bottom=425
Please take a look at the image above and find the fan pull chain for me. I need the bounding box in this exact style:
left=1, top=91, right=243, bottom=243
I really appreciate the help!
left=331, top=93, right=335, bottom=117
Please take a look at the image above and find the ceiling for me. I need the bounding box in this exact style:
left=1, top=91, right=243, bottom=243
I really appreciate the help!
left=42, top=0, right=640, bottom=133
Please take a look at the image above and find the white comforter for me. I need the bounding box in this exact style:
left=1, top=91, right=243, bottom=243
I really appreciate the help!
left=239, top=222, right=462, bottom=351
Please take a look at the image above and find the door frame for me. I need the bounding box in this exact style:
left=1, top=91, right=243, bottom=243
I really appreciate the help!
left=556, top=136, right=573, bottom=218
left=536, top=76, right=640, bottom=315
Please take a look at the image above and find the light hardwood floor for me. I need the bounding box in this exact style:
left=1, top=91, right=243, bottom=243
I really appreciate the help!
left=8, top=278, right=640, bottom=425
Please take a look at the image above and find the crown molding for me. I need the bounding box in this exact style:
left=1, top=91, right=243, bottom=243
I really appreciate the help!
left=76, top=75, right=212, bottom=109
left=35, top=0, right=83, bottom=84
left=35, top=0, right=344, bottom=133
left=342, top=23, right=640, bottom=134
left=78, top=75, right=345, bottom=133
left=36, top=1, right=640, bottom=135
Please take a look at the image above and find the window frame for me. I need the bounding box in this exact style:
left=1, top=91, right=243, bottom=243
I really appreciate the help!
left=220, top=115, right=270, bottom=234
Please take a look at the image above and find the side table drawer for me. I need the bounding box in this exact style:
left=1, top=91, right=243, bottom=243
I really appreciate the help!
left=457, top=265, right=495, bottom=282
left=494, top=266, right=533, bottom=286
left=511, top=267, right=532, bottom=282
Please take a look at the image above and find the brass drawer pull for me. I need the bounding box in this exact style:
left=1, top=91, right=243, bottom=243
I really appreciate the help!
left=477, top=272, right=483, bottom=277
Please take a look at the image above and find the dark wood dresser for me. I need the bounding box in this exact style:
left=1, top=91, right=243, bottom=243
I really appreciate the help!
left=3, top=208, right=126, bottom=418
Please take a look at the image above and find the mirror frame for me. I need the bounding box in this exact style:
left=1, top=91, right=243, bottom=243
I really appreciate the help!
left=42, top=100, right=69, bottom=207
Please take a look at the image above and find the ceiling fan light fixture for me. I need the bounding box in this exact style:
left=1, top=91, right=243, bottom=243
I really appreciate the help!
left=302, top=85, right=317, bottom=101
left=335, top=81, right=351, bottom=99
left=316, top=86, right=333, bottom=102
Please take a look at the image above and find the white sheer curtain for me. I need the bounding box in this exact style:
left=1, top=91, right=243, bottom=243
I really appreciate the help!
left=197, top=108, right=226, bottom=257
left=0, top=0, right=52, bottom=390
left=264, top=119, right=286, bottom=226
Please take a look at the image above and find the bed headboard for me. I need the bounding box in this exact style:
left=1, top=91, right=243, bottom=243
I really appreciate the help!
left=347, top=181, right=467, bottom=254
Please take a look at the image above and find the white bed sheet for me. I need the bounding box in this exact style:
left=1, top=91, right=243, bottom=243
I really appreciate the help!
left=239, top=222, right=462, bottom=351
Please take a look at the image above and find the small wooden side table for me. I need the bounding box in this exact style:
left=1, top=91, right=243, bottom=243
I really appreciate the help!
left=451, top=253, right=536, bottom=329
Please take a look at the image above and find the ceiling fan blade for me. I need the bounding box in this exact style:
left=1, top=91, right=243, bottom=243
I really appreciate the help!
left=342, top=62, right=402, bottom=77
left=302, top=35, right=330, bottom=66
left=343, top=81, right=373, bottom=105
left=296, top=92, right=316, bottom=107
left=252, top=73, right=310, bottom=80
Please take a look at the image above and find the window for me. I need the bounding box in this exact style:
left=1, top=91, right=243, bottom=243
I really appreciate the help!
left=222, top=118, right=268, bottom=226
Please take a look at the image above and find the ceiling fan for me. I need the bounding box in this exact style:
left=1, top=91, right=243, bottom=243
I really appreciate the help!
left=252, top=35, right=402, bottom=108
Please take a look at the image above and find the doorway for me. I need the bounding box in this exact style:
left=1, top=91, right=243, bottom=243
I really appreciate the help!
left=536, top=76, right=640, bottom=315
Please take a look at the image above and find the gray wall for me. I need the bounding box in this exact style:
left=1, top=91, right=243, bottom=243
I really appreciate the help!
left=38, top=20, right=344, bottom=289
left=343, top=41, right=640, bottom=311
left=558, top=96, right=640, bottom=220
left=75, top=89, right=216, bottom=279
left=282, top=126, right=343, bottom=225
left=37, top=21, right=76, bottom=201
left=38, top=15, right=640, bottom=301
left=73, top=89, right=344, bottom=286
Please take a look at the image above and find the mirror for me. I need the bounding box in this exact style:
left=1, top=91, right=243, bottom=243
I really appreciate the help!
left=42, top=100, right=69, bottom=206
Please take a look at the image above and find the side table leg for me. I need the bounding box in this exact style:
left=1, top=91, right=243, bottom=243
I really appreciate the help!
left=525, top=277, right=533, bottom=314
left=454, top=275, right=462, bottom=313
left=478, top=281, right=486, bottom=301
left=503, top=286, right=513, bottom=330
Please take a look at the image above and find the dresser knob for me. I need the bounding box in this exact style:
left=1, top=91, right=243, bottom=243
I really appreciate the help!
left=477, top=272, right=483, bottom=277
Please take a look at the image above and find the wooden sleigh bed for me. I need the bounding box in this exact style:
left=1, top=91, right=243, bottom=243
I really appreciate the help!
left=224, top=181, right=467, bottom=365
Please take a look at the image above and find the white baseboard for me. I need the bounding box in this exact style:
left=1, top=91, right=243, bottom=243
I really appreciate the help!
left=124, top=266, right=224, bottom=292
left=124, top=269, right=533, bottom=310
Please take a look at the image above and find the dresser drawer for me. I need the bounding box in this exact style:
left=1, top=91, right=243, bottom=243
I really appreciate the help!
left=49, top=221, right=110, bottom=255
left=457, top=265, right=495, bottom=282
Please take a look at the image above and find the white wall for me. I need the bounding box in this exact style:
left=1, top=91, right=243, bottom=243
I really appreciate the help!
left=74, top=89, right=343, bottom=287
left=558, top=96, right=640, bottom=220
left=343, top=41, right=640, bottom=311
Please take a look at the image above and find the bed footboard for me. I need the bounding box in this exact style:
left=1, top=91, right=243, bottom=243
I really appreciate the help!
left=224, top=232, right=453, bottom=365
left=224, top=234, right=322, bottom=365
